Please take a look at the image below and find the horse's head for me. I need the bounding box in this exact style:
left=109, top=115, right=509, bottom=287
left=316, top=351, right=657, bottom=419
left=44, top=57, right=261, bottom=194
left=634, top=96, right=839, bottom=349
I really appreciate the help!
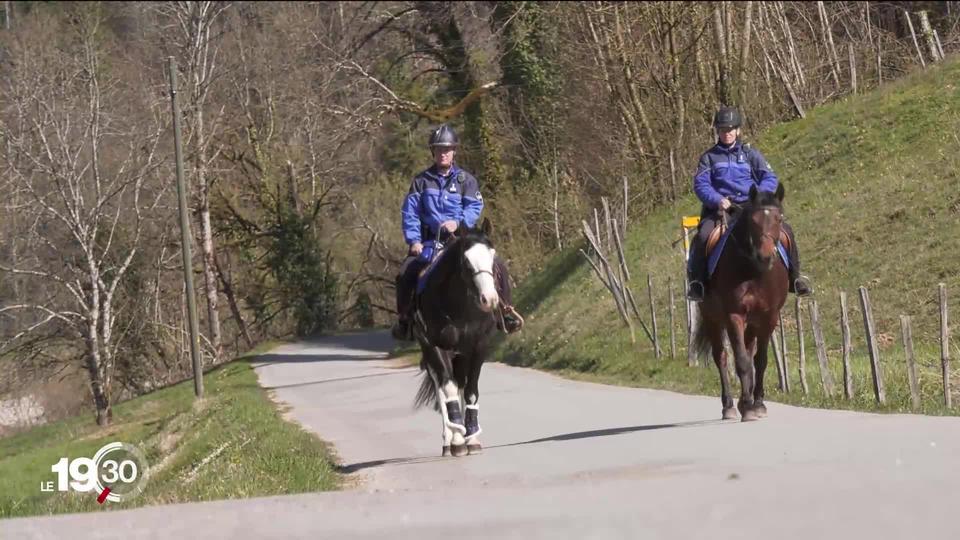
left=453, top=218, right=499, bottom=312
left=743, top=183, right=785, bottom=271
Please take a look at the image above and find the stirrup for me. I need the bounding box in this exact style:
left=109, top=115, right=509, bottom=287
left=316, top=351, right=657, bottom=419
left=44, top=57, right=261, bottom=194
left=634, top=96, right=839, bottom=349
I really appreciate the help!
left=499, top=305, right=524, bottom=334
left=793, top=276, right=813, bottom=297
left=687, top=281, right=705, bottom=302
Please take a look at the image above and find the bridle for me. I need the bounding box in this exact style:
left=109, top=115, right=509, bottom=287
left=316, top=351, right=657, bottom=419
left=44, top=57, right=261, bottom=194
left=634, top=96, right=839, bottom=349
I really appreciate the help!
left=726, top=203, right=783, bottom=264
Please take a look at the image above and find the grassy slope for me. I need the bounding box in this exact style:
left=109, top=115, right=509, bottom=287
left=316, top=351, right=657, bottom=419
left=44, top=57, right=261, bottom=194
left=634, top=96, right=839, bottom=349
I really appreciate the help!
left=0, top=352, right=339, bottom=519
left=498, top=59, right=960, bottom=415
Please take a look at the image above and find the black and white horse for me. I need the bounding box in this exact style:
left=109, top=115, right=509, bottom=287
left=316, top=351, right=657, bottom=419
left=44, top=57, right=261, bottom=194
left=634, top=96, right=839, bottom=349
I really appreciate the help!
left=412, top=219, right=500, bottom=457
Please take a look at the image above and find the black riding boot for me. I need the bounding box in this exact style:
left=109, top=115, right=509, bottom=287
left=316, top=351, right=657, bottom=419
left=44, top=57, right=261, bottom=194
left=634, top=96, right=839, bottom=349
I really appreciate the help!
left=783, top=224, right=813, bottom=296
left=494, top=258, right=523, bottom=333
left=391, top=257, right=421, bottom=340
left=687, top=238, right=708, bottom=302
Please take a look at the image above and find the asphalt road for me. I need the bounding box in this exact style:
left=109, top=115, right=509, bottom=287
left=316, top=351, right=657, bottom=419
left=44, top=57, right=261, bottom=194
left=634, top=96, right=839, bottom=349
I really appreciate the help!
left=4, top=330, right=959, bottom=539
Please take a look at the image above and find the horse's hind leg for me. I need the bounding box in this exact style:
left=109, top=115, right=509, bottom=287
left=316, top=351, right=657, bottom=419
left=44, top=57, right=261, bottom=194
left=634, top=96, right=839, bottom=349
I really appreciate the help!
left=709, top=328, right=737, bottom=420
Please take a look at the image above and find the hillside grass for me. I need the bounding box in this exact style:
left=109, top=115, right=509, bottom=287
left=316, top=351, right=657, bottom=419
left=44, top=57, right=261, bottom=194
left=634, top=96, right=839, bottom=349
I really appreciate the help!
left=497, top=58, right=960, bottom=416
left=0, top=347, right=340, bottom=519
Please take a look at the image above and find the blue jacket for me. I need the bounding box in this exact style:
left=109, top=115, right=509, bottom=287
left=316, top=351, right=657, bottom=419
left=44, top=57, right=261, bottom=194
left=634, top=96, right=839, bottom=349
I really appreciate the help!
left=401, top=164, right=483, bottom=259
left=693, top=141, right=778, bottom=209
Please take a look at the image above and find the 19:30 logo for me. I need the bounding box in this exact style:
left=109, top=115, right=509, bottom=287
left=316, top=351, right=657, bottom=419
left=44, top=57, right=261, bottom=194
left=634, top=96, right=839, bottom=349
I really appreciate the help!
left=43, top=442, right=149, bottom=503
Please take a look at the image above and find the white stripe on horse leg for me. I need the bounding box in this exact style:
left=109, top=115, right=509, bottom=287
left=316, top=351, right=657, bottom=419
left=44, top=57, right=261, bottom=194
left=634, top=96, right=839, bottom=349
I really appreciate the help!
left=438, top=398, right=453, bottom=447
left=429, top=370, right=453, bottom=450
left=442, top=380, right=460, bottom=403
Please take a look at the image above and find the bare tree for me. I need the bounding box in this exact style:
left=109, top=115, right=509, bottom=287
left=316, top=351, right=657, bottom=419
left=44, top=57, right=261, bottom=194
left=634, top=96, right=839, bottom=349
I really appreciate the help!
left=157, top=1, right=230, bottom=362
left=0, top=5, right=166, bottom=425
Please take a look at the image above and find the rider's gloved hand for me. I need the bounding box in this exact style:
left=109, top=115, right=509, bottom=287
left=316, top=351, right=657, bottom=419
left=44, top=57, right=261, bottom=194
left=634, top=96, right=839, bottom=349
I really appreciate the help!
left=409, top=242, right=424, bottom=256
left=719, top=198, right=732, bottom=211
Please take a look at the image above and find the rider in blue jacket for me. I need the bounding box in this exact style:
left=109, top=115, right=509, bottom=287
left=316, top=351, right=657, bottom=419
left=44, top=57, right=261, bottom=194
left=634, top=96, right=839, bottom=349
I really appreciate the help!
left=687, top=107, right=813, bottom=302
left=392, top=124, right=523, bottom=340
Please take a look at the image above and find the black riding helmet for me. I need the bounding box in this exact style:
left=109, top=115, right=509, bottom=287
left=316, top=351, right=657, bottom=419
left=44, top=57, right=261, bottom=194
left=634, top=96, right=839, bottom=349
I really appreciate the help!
left=713, top=106, right=742, bottom=130
left=428, top=124, right=459, bottom=148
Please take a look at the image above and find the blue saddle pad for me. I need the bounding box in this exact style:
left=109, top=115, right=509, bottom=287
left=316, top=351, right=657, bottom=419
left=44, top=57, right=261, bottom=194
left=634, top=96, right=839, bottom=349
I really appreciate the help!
left=707, top=217, right=790, bottom=278
left=416, top=247, right=449, bottom=294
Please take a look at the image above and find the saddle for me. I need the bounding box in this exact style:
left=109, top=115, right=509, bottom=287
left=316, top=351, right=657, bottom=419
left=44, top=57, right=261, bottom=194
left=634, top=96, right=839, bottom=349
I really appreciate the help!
left=705, top=222, right=791, bottom=257
left=705, top=216, right=792, bottom=278
left=416, top=244, right=450, bottom=295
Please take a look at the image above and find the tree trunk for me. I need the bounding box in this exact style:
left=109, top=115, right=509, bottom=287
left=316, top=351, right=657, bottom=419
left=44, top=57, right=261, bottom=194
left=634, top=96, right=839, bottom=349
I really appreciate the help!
left=738, top=1, right=754, bottom=104
left=917, top=11, right=941, bottom=62
left=215, top=253, right=254, bottom=350
left=713, top=3, right=731, bottom=104
left=197, top=118, right=223, bottom=362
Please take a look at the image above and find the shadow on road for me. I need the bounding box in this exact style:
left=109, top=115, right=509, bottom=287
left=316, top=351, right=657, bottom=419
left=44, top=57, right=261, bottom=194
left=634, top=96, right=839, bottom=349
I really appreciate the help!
left=489, top=419, right=725, bottom=448
left=339, top=455, right=451, bottom=474
left=339, top=419, right=728, bottom=475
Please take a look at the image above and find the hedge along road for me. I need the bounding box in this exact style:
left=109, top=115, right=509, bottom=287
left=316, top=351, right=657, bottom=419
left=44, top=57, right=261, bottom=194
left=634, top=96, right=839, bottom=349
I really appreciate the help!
left=4, top=330, right=959, bottom=539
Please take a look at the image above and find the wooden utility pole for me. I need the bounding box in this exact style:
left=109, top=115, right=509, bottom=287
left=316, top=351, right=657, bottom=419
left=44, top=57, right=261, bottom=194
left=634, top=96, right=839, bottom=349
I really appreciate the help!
left=168, top=57, right=204, bottom=399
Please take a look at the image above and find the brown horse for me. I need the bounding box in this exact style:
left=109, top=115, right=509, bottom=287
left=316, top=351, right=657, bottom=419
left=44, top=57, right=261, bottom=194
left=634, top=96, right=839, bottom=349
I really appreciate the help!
left=692, top=183, right=789, bottom=421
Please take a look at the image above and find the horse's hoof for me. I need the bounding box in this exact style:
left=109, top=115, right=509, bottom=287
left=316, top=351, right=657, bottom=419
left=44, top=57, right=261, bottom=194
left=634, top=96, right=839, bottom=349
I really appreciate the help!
left=467, top=444, right=483, bottom=455
left=741, top=409, right=760, bottom=422
left=753, top=403, right=768, bottom=418
left=451, top=444, right=469, bottom=457
left=722, top=407, right=738, bottom=420
left=442, top=446, right=451, bottom=457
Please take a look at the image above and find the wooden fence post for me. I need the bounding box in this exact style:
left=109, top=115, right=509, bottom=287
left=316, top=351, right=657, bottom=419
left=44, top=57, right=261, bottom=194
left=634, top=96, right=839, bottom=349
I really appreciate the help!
left=810, top=299, right=836, bottom=397
left=779, top=312, right=790, bottom=392
left=901, top=315, right=921, bottom=410
left=648, top=275, right=661, bottom=358
left=840, top=291, right=853, bottom=400
left=859, top=286, right=885, bottom=405
left=669, top=279, right=677, bottom=360
left=771, top=336, right=786, bottom=392
left=796, top=296, right=809, bottom=395
left=940, top=283, right=951, bottom=407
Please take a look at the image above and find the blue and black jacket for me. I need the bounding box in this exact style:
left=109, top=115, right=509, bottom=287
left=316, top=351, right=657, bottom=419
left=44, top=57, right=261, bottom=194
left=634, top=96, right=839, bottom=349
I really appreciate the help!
left=401, top=164, right=483, bottom=261
left=693, top=141, right=779, bottom=210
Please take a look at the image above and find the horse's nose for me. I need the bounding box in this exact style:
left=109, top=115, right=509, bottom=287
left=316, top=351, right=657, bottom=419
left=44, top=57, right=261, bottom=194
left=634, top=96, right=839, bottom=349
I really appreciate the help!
left=479, top=292, right=499, bottom=312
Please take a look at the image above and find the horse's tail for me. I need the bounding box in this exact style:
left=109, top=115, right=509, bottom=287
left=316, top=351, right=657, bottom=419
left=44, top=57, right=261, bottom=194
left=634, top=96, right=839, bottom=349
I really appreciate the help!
left=413, top=363, right=440, bottom=412
left=691, top=307, right=712, bottom=361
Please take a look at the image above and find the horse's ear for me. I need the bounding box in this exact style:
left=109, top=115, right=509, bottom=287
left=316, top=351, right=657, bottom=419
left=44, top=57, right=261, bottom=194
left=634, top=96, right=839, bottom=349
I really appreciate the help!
left=749, top=184, right=759, bottom=203
left=480, top=218, right=492, bottom=237
left=775, top=182, right=785, bottom=203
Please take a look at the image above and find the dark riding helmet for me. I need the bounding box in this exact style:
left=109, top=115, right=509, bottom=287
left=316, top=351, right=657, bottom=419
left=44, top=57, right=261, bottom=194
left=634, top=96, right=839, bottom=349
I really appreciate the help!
left=428, top=124, right=459, bottom=148
left=713, top=106, right=742, bottom=130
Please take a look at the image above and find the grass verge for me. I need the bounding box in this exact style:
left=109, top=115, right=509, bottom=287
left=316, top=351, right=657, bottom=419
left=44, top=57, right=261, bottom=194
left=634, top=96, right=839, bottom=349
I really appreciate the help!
left=0, top=355, right=339, bottom=519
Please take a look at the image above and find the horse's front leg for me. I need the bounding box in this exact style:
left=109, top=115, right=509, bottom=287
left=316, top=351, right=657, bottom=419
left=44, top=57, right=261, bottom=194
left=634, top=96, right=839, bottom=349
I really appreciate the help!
left=752, top=336, right=770, bottom=418
left=708, top=326, right=737, bottom=420
left=727, top=316, right=758, bottom=421
left=426, top=346, right=467, bottom=456
left=462, top=349, right=486, bottom=455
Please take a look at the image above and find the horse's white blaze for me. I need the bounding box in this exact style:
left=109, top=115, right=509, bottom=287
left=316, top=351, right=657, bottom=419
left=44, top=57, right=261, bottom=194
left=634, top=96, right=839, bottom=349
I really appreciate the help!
left=464, top=243, right=499, bottom=311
